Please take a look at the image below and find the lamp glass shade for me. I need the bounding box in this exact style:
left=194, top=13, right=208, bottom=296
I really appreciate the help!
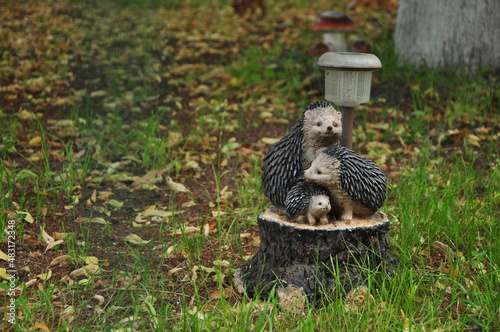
left=324, top=69, right=372, bottom=107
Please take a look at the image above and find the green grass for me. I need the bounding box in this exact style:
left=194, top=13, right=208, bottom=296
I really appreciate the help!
left=1, top=0, right=499, bottom=331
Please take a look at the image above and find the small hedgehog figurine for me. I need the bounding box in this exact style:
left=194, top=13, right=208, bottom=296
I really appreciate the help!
left=284, top=181, right=331, bottom=225
left=304, top=146, right=386, bottom=221
left=261, top=101, right=342, bottom=210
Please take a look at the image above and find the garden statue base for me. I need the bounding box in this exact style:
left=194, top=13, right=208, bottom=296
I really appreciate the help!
left=234, top=208, right=397, bottom=306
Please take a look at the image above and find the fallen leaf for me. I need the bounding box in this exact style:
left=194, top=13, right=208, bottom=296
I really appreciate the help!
left=73, top=217, right=109, bottom=225
left=171, top=226, right=200, bottom=236
left=61, top=305, right=76, bottom=320
left=50, top=255, right=72, bottom=267
left=261, top=137, right=280, bottom=145
left=25, top=279, right=38, bottom=288
left=70, top=264, right=100, bottom=278
left=36, top=270, right=53, bottom=281
left=17, top=211, right=34, bottom=223
left=28, top=136, right=43, bottom=146
left=0, top=250, right=8, bottom=261
left=33, top=323, right=51, bottom=332
left=44, top=239, right=64, bottom=253
left=210, top=288, right=233, bottom=299
left=93, top=295, right=105, bottom=306
left=85, top=256, right=99, bottom=265
left=41, top=228, right=55, bottom=244
left=0, top=268, right=10, bottom=279
left=431, top=241, right=455, bottom=260
left=124, top=234, right=151, bottom=245
left=166, top=176, right=190, bottom=193
left=132, top=168, right=168, bottom=187
left=91, top=189, right=97, bottom=202
left=135, top=209, right=181, bottom=223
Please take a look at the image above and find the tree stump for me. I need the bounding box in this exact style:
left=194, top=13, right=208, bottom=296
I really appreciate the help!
left=235, top=209, right=396, bottom=305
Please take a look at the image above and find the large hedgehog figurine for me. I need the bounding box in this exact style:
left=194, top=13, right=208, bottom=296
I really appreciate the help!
left=304, top=146, right=386, bottom=221
left=284, top=181, right=331, bottom=225
left=261, top=101, right=342, bottom=210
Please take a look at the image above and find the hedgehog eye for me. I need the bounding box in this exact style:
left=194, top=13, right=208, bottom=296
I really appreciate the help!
left=316, top=170, right=322, bottom=175
left=318, top=202, right=322, bottom=206
left=333, top=122, right=338, bottom=127
left=316, top=122, right=322, bottom=127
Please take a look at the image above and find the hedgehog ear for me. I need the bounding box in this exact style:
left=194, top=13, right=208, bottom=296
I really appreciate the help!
left=337, top=111, right=341, bottom=118
left=304, top=110, right=313, bottom=119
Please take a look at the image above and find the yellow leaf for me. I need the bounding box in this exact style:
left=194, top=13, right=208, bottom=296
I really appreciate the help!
left=0, top=268, right=11, bottom=279
left=85, top=256, right=99, bottom=265
left=37, top=269, right=53, bottom=281
left=261, top=137, right=280, bottom=145
left=17, top=211, right=34, bottom=223
left=34, top=323, right=51, bottom=332
left=0, top=250, right=8, bottom=261
left=124, top=234, right=151, bottom=245
left=70, top=264, right=99, bottom=278
left=28, top=136, right=43, bottom=146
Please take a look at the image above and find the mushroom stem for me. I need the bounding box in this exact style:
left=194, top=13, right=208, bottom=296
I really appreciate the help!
left=323, top=32, right=347, bottom=52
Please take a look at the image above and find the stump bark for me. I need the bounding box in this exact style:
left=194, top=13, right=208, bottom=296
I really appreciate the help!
left=235, top=209, right=396, bottom=305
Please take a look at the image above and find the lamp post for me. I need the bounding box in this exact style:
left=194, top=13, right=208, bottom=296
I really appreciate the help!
left=318, top=52, right=381, bottom=149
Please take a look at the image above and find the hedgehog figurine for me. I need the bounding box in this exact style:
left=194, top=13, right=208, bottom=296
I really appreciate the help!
left=304, top=146, right=386, bottom=221
left=261, top=101, right=342, bottom=210
left=284, top=181, right=331, bottom=225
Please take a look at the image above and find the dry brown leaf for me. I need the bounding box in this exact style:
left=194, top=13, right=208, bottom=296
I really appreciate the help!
left=34, top=323, right=51, bottom=332
left=124, top=234, right=151, bottom=245
left=44, top=239, right=64, bottom=253
left=97, top=190, right=113, bottom=200
left=132, top=168, right=168, bottom=187
left=166, top=176, right=190, bottom=193
left=70, top=264, right=100, bottom=278
left=93, top=295, right=105, bottom=306
left=171, top=226, right=200, bottom=237
left=73, top=217, right=109, bottom=225
left=431, top=241, right=455, bottom=260
left=41, top=228, right=55, bottom=244
left=210, top=287, right=233, bottom=299
left=50, top=255, right=72, bottom=267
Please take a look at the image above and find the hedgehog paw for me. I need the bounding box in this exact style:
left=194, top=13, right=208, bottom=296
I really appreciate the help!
left=319, top=216, right=329, bottom=225
left=296, top=215, right=307, bottom=224
left=341, top=209, right=353, bottom=224
left=307, top=216, right=317, bottom=226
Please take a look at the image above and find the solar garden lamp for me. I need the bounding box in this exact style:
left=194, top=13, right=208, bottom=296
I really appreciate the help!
left=318, top=52, right=382, bottom=149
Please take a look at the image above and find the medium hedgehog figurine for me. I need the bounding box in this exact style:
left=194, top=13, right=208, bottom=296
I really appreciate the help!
left=284, top=181, right=331, bottom=225
left=304, top=146, right=386, bottom=221
left=261, top=101, right=342, bottom=210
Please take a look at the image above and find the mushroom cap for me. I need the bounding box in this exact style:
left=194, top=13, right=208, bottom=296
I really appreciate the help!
left=312, top=11, right=355, bottom=32
left=351, top=40, right=372, bottom=53
left=309, top=42, right=329, bottom=57
left=318, top=52, right=382, bottom=70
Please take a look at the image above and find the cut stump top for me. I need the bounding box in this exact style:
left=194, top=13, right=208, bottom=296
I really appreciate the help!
left=262, top=208, right=388, bottom=231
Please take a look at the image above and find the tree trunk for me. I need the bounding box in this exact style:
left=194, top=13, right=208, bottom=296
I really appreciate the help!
left=395, top=0, right=500, bottom=75
left=234, top=209, right=397, bottom=305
